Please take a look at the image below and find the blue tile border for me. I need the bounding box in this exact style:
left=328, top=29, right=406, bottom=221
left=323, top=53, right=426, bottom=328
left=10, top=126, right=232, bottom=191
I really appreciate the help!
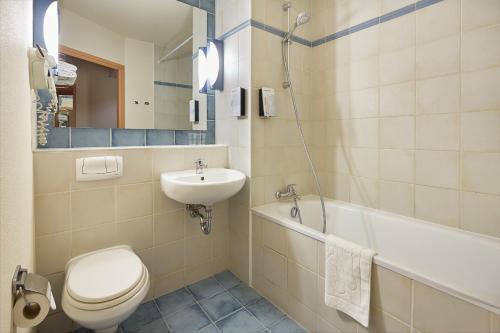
left=154, top=81, right=193, bottom=89
left=70, top=128, right=110, bottom=148
left=112, top=129, right=146, bottom=147
left=224, top=0, right=444, bottom=48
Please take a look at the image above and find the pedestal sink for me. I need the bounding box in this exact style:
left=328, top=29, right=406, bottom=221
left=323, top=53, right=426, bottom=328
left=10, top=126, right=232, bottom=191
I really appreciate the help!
left=160, top=168, right=246, bottom=235
left=160, top=168, right=246, bottom=205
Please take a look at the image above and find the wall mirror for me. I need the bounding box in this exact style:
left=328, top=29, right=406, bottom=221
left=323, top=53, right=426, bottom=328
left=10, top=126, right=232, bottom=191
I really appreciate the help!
left=54, top=0, right=208, bottom=131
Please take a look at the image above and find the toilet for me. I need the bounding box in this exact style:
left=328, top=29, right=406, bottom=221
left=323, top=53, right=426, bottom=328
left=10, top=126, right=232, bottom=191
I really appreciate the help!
left=61, top=246, right=150, bottom=333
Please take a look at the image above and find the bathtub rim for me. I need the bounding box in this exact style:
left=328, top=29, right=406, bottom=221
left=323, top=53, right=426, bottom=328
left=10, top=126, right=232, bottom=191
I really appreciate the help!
left=251, top=195, right=500, bottom=315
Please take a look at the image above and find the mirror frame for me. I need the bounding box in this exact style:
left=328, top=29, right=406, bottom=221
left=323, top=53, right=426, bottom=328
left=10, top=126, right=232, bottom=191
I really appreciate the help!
left=33, top=0, right=216, bottom=148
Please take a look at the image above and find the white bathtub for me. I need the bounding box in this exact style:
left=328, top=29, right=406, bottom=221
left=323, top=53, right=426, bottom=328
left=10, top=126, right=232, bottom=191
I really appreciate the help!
left=252, top=196, right=500, bottom=314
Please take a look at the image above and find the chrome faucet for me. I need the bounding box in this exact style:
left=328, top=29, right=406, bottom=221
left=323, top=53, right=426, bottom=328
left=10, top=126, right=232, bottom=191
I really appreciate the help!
left=275, top=184, right=303, bottom=224
left=275, top=184, right=300, bottom=200
left=195, top=158, right=208, bottom=174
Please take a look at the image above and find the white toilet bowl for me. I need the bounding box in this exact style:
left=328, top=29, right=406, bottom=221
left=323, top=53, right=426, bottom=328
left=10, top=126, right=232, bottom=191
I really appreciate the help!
left=61, top=245, right=150, bottom=333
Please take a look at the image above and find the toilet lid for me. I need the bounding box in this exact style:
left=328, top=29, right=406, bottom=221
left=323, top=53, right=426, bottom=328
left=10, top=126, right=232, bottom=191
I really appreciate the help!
left=67, top=248, right=144, bottom=303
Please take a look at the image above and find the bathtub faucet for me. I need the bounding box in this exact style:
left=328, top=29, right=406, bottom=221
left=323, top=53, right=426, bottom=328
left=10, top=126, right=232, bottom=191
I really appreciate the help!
left=275, top=184, right=300, bottom=200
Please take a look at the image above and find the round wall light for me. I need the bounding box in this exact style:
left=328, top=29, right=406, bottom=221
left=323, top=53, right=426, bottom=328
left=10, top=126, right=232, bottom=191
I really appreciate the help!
left=43, top=1, right=59, bottom=64
left=198, top=47, right=208, bottom=93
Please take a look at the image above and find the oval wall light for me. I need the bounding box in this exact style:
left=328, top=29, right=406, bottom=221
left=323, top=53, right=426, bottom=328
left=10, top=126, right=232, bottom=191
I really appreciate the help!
left=198, top=39, right=224, bottom=93
left=43, top=1, right=59, bottom=65
left=198, top=47, right=208, bottom=93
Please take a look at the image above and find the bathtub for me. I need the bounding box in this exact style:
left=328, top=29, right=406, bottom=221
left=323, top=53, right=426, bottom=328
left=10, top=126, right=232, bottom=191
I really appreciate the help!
left=252, top=196, right=500, bottom=315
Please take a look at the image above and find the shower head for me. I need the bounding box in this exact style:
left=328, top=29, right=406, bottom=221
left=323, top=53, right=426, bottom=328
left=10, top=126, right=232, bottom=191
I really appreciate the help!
left=296, top=12, right=311, bottom=26
left=283, top=12, right=311, bottom=43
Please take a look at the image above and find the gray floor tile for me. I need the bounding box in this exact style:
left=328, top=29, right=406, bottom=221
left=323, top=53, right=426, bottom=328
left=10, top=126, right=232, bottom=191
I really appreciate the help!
left=247, top=299, right=286, bottom=328
left=188, top=277, right=225, bottom=300
left=214, top=271, right=241, bottom=290
left=199, top=291, right=242, bottom=321
left=156, top=288, right=196, bottom=316
left=269, top=317, right=307, bottom=333
left=136, top=318, right=170, bottom=333
left=165, top=303, right=211, bottom=333
left=228, top=283, right=262, bottom=306
left=122, top=301, right=162, bottom=333
left=216, top=309, right=265, bottom=333
left=198, top=324, right=220, bottom=333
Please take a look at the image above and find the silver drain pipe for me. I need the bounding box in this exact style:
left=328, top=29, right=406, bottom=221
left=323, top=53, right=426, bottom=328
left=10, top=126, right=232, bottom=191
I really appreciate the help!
left=187, top=204, right=213, bottom=235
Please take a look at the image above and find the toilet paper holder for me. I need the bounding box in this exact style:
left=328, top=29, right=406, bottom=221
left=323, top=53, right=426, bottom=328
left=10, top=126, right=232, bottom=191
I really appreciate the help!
left=12, top=265, right=52, bottom=312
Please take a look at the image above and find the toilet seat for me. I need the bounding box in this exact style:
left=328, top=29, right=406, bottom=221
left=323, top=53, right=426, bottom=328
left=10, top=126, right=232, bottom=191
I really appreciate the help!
left=63, top=247, right=148, bottom=311
left=64, top=266, right=149, bottom=311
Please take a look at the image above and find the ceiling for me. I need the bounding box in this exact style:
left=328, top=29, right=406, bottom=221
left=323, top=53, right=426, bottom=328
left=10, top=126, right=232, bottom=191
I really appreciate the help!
left=59, top=0, right=193, bottom=46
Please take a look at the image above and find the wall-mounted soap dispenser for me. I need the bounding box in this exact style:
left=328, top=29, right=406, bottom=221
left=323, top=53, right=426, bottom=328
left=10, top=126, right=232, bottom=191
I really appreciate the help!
left=259, top=87, right=277, bottom=117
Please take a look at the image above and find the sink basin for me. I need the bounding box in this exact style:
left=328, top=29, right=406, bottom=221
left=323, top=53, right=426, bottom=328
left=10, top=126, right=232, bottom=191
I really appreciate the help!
left=160, top=168, right=246, bottom=205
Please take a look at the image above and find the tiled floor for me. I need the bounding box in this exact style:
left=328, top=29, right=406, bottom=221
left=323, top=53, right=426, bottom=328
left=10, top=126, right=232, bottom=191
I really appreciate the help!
left=76, top=271, right=307, bottom=333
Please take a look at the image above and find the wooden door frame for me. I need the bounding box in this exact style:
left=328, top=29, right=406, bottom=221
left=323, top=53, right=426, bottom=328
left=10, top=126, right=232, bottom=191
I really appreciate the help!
left=59, top=45, right=125, bottom=128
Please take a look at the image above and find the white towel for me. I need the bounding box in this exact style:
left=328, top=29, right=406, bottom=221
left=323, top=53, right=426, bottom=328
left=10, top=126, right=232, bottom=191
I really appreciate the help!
left=324, top=234, right=375, bottom=327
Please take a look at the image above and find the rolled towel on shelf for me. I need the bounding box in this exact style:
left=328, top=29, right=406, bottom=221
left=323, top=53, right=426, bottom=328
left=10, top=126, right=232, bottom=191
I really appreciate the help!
left=324, top=234, right=376, bottom=327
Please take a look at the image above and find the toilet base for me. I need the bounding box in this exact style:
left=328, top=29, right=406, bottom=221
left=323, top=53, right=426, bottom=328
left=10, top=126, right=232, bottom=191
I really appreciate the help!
left=95, top=325, right=118, bottom=333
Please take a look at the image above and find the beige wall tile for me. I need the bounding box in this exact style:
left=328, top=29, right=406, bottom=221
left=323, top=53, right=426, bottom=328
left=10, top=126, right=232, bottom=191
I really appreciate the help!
left=380, top=149, right=414, bottom=183
left=153, top=181, right=184, bottom=214
left=413, top=282, right=490, bottom=333
left=462, top=152, right=500, bottom=195
left=36, top=232, right=71, bottom=275
left=325, top=172, right=351, bottom=202
left=350, top=177, right=379, bottom=208
left=154, top=210, right=184, bottom=246
left=462, top=111, right=500, bottom=152
left=461, top=191, right=500, bottom=238
left=462, top=68, right=500, bottom=112
left=287, top=260, right=317, bottom=311
left=416, top=35, right=460, bottom=79
left=380, top=47, right=415, bottom=85
left=286, top=295, right=316, bottom=333
left=462, top=0, right=500, bottom=31
left=416, top=0, right=460, bottom=44
left=262, top=246, right=287, bottom=289
left=117, top=149, right=152, bottom=185
left=35, top=192, right=71, bottom=236
left=416, top=113, right=460, bottom=150
left=186, top=234, right=212, bottom=269
left=349, top=0, right=381, bottom=27
left=416, top=74, right=460, bottom=114
left=316, top=315, right=342, bottom=333
left=493, top=313, right=500, bottom=333
left=262, top=219, right=287, bottom=255
left=153, top=271, right=184, bottom=298
left=117, top=182, right=153, bottom=220
left=359, top=307, right=410, bottom=333
left=350, top=88, right=378, bottom=119
left=415, top=185, right=459, bottom=227
left=349, top=118, right=379, bottom=149
left=415, top=150, right=459, bottom=189
left=71, top=187, right=115, bottom=229
left=286, top=229, right=318, bottom=273
left=71, top=223, right=116, bottom=257
left=350, top=148, right=379, bottom=178
left=34, top=152, right=71, bottom=194
left=462, top=24, right=500, bottom=72
left=380, top=14, right=415, bottom=53
left=116, top=216, right=153, bottom=251
left=153, top=240, right=184, bottom=277
left=380, top=116, right=415, bottom=149
left=350, top=56, right=379, bottom=91
left=318, top=242, right=325, bottom=278
left=152, top=148, right=185, bottom=179
left=371, top=265, right=412, bottom=323
left=379, top=181, right=414, bottom=217
left=380, top=81, right=415, bottom=117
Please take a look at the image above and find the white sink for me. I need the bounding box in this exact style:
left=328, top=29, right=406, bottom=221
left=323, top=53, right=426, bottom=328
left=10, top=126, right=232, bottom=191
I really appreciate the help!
left=160, top=168, right=246, bottom=205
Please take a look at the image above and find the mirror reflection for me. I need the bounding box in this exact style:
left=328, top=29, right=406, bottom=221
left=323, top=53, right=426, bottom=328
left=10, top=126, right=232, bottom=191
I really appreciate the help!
left=57, top=0, right=207, bottom=130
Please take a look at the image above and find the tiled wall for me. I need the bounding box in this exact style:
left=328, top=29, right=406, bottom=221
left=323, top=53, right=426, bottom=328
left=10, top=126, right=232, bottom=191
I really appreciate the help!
left=35, top=0, right=216, bottom=149
left=252, top=215, right=500, bottom=333
left=311, top=0, right=500, bottom=239
left=34, top=145, right=229, bottom=332
left=214, top=0, right=252, bottom=284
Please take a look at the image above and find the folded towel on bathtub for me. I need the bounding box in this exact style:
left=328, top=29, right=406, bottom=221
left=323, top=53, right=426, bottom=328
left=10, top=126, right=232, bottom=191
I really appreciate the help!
left=325, top=234, right=375, bottom=327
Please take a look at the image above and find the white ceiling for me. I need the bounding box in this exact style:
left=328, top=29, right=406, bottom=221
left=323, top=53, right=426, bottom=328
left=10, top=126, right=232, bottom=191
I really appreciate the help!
left=59, top=0, right=193, bottom=46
